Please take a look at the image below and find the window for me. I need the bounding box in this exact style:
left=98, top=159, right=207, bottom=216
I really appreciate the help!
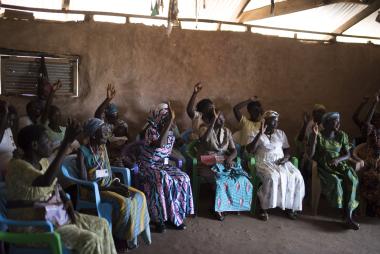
left=0, top=53, right=79, bottom=96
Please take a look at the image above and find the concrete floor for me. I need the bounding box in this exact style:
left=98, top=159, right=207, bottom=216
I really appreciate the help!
left=133, top=195, right=380, bottom=254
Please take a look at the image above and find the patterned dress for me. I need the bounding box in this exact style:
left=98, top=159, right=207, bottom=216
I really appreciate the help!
left=79, top=144, right=151, bottom=244
left=197, top=127, right=253, bottom=212
left=5, top=158, right=116, bottom=254
left=138, top=127, right=194, bottom=226
left=355, top=132, right=380, bottom=217
left=254, top=129, right=305, bottom=211
left=314, top=131, right=359, bottom=212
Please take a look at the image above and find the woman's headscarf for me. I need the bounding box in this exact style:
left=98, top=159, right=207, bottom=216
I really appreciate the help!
left=147, top=103, right=169, bottom=127
left=83, top=118, right=105, bottom=137
left=321, top=112, right=340, bottom=126
left=105, top=103, right=118, bottom=116
left=263, top=110, right=279, bottom=120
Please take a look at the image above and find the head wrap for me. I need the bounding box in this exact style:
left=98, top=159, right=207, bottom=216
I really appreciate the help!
left=83, top=118, right=105, bottom=137
left=263, top=110, right=279, bottom=120
left=148, top=103, right=169, bottom=127
left=321, top=112, right=340, bottom=126
left=313, top=104, right=326, bottom=111
left=105, top=103, right=118, bottom=116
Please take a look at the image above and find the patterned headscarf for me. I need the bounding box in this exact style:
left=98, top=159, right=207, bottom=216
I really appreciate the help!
left=148, top=103, right=169, bottom=127
left=83, top=118, right=105, bottom=137
left=105, top=103, right=118, bottom=116
left=263, top=110, right=279, bottom=120
left=321, top=112, right=340, bottom=126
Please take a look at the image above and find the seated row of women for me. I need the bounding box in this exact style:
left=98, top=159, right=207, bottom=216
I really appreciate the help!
left=0, top=81, right=378, bottom=253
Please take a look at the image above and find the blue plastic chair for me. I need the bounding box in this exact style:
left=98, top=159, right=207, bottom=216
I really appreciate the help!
left=60, top=155, right=135, bottom=229
left=181, top=128, right=193, bottom=144
left=0, top=182, right=71, bottom=254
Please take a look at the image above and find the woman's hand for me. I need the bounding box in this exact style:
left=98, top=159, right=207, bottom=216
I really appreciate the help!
left=329, top=158, right=340, bottom=167
left=168, top=101, right=176, bottom=121
left=193, top=82, right=202, bottom=94
left=225, top=156, right=234, bottom=168
left=312, top=123, right=319, bottom=135
left=106, top=83, right=116, bottom=100
left=259, top=119, right=267, bottom=135
left=52, top=80, right=62, bottom=92
left=63, top=118, right=82, bottom=144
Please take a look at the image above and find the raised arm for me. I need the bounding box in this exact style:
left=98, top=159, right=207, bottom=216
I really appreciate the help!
left=0, top=101, right=9, bottom=142
left=200, top=109, right=219, bottom=143
left=352, top=96, right=370, bottom=129
left=296, top=112, right=311, bottom=142
left=32, top=119, right=81, bottom=187
left=246, top=120, right=266, bottom=154
left=364, top=91, right=379, bottom=125
left=40, top=80, right=62, bottom=125
left=76, top=149, right=88, bottom=181
left=150, top=102, right=175, bottom=148
left=94, top=84, right=116, bottom=119
left=307, top=124, right=319, bottom=159
left=186, top=82, right=202, bottom=119
left=233, top=98, right=253, bottom=122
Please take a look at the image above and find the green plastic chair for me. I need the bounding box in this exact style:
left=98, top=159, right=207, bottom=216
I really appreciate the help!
left=184, top=140, right=256, bottom=215
left=0, top=231, right=63, bottom=254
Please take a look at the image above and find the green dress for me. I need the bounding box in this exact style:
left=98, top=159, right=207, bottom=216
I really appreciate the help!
left=314, top=131, right=359, bottom=212
left=5, top=158, right=117, bottom=254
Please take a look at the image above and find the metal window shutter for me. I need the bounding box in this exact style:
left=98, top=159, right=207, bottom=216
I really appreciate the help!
left=1, top=56, right=77, bottom=96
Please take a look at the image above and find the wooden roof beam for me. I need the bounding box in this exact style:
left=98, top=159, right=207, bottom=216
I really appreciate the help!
left=239, top=0, right=362, bottom=22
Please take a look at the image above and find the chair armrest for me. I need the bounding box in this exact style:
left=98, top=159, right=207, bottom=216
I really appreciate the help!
left=290, top=157, right=299, bottom=168
left=0, top=215, right=54, bottom=232
left=0, top=231, right=62, bottom=254
left=111, top=167, right=131, bottom=186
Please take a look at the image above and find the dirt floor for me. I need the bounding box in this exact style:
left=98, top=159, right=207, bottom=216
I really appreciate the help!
left=133, top=194, right=380, bottom=254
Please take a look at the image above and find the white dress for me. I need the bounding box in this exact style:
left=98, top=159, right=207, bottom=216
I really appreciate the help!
left=255, top=129, right=305, bottom=211
left=0, top=128, right=17, bottom=180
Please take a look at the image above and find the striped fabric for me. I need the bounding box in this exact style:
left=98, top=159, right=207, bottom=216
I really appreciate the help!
left=138, top=127, right=194, bottom=226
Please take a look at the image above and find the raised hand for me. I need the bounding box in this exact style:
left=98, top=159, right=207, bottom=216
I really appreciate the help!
left=63, top=118, right=82, bottom=144
left=312, top=123, right=319, bottom=135
left=52, top=80, right=62, bottom=92
left=375, top=90, right=380, bottom=102
left=194, top=82, right=202, bottom=94
left=106, top=84, right=116, bottom=100
left=259, top=119, right=267, bottom=135
left=168, top=101, right=176, bottom=121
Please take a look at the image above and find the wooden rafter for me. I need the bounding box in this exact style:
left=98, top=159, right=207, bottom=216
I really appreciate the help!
left=332, top=0, right=380, bottom=34
left=239, top=0, right=363, bottom=22
left=235, top=0, right=251, bottom=19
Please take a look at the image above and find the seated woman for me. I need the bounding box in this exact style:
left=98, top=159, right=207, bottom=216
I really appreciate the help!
left=308, top=112, right=359, bottom=230
left=354, top=108, right=380, bottom=217
left=186, top=82, right=215, bottom=140
left=138, top=103, right=194, bottom=233
left=247, top=111, right=305, bottom=221
left=5, top=122, right=117, bottom=254
left=197, top=110, right=253, bottom=221
left=77, top=118, right=151, bottom=251
left=232, top=97, right=263, bottom=146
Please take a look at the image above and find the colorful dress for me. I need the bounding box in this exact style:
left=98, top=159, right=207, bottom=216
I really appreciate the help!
left=355, top=135, right=380, bottom=217
left=138, top=127, right=194, bottom=226
left=79, top=144, right=151, bottom=244
left=197, top=127, right=253, bottom=212
left=254, top=129, right=305, bottom=211
left=5, top=158, right=117, bottom=254
left=313, top=131, right=359, bottom=212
